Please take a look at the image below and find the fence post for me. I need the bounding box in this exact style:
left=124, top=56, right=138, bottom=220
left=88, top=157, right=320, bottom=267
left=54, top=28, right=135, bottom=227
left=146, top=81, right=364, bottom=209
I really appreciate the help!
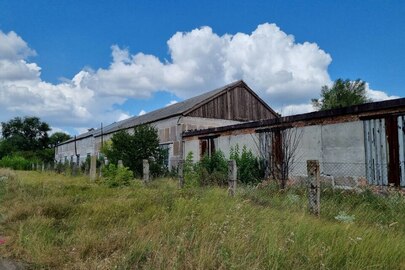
left=90, top=155, right=97, bottom=180
left=228, top=160, right=237, bottom=196
left=307, top=160, right=320, bottom=216
left=143, top=159, right=149, bottom=184
left=41, top=163, right=45, bottom=172
left=117, top=160, right=123, bottom=168
left=178, top=160, right=184, bottom=188
left=32, top=163, right=35, bottom=171
left=72, top=163, right=77, bottom=176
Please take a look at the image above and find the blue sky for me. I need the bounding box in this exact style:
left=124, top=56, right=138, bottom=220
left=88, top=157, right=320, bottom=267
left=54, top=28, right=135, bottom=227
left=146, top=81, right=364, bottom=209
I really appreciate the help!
left=0, top=0, right=404, bottom=134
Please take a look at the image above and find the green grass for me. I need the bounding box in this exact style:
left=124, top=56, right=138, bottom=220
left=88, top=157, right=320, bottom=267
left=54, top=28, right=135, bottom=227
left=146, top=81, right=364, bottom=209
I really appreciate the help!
left=0, top=169, right=404, bottom=269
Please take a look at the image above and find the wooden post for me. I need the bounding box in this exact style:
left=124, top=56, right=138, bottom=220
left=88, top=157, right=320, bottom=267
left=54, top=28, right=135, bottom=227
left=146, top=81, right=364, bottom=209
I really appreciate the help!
left=178, top=160, right=184, bottom=188
left=228, top=160, right=237, bottom=196
left=307, top=160, right=320, bottom=216
left=143, top=159, right=149, bottom=184
left=117, top=160, right=123, bottom=168
left=90, top=155, right=97, bottom=180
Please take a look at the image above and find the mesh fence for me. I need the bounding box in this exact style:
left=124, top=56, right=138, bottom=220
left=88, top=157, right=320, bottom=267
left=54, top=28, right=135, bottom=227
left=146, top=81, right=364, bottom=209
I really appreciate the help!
left=288, top=161, right=371, bottom=188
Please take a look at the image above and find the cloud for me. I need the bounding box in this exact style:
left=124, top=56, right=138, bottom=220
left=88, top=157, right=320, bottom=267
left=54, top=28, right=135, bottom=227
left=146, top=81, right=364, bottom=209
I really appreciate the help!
left=0, top=31, right=128, bottom=132
left=138, top=110, right=146, bottom=116
left=279, top=103, right=315, bottom=116
left=0, top=25, right=398, bottom=132
left=0, top=30, right=36, bottom=60
left=365, top=83, right=399, bottom=101
left=49, top=127, right=70, bottom=135
left=79, top=23, right=333, bottom=107
left=117, top=112, right=132, bottom=121
left=165, top=100, right=178, bottom=107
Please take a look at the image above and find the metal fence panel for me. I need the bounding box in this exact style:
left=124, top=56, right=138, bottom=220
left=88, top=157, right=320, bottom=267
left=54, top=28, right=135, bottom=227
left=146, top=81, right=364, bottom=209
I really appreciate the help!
left=364, top=118, right=388, bottom=186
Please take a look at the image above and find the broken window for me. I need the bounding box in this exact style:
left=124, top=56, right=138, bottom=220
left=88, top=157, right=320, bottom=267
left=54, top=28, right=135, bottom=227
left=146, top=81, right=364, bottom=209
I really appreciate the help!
left=199, top=135, right=219, bottom=158
left=159, top=143, right=171, bottom=168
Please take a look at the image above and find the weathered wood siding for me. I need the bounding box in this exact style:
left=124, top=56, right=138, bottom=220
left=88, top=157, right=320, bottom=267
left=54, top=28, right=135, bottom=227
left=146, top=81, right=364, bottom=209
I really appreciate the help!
left=186, top=85, right=277, bottom=121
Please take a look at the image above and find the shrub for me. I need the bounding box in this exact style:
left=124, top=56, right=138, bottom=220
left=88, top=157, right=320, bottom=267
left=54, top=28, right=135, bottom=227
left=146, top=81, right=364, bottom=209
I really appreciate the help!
left=230, top=145, right=264, bottom=184
left=0, top=155, right=33, bottom=170
left=101, top=164, right=134, bottom=187
left=197, top=151, right=228, bottom=186
left=183, top=152, right=198, bottom=187
left=101, top=125, right=167, bottom=178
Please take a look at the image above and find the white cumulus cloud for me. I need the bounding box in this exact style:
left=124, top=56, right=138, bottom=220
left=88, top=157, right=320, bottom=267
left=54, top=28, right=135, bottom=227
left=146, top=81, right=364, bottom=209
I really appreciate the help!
left=0, top=25, right=399, bottom=132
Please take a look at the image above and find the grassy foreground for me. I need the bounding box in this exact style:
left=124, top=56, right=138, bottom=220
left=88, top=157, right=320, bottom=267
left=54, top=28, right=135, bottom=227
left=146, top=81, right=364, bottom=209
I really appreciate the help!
left=0, top=170, right=405, bottom=269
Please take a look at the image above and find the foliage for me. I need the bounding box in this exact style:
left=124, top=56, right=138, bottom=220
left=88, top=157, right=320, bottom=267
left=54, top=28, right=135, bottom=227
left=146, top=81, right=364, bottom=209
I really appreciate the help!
left=1, top=116, right=50, bottom=153
left=230, top=145, right=264, bottom=184
left=0, top=116, right=69, bottom=164
left=1, top=172, right=405, bottom=269
left=198, top=151, right=228, bottom=186
left=183, top=152, right=198, bottom=187
left=0, top=155, right=33, bottom=170
left=101, top=164, right=134, bottom=187
left=101, top=125, right=166, bottom=178
left=312, top=78, right=370, bottom=110
left=49, top=132, right=71, bottom=147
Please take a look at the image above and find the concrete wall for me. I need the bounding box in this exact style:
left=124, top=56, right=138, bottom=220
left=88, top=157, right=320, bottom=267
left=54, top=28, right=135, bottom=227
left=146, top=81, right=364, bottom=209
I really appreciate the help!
left=55, top=136, right=95, bottom=164
left=183, top=120, right=367, bottom=187
left=291, top=121, right=366, bottom=182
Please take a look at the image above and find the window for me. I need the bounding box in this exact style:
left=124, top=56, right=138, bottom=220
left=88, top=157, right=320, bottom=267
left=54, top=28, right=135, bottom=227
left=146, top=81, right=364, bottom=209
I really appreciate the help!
left=199, top=135, right=219, bottom=158
left=159, top=143, right=171, bottom=168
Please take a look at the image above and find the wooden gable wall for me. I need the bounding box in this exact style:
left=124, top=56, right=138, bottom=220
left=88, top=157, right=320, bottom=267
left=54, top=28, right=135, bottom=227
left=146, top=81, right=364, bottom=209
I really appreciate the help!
left=186, top=85, right=278, bottom=121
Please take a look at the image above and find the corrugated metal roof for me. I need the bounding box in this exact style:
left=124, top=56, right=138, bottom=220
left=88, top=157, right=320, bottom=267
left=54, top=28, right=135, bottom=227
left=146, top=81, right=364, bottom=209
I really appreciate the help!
left=59, top=80, right=243, bottom=145
left=92, top=80, right=243, bottom=136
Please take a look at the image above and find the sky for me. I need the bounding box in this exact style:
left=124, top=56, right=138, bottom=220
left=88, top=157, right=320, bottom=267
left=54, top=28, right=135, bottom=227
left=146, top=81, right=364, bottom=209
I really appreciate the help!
left=0, top=0, right=404, bottom=135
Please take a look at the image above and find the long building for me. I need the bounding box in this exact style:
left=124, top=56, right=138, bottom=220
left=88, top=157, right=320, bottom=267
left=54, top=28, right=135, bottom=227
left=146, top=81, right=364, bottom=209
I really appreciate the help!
left=55, top=80, right=279, bottom=168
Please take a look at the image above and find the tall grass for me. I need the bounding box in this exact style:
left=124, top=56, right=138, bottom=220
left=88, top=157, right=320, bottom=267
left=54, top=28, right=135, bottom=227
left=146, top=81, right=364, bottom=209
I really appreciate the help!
left=0, top=170, right=404, bottom=269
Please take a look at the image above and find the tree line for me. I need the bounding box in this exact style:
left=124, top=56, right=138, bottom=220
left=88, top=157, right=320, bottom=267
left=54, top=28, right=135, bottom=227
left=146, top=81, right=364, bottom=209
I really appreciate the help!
left=0, top=116, right=71, bottom=166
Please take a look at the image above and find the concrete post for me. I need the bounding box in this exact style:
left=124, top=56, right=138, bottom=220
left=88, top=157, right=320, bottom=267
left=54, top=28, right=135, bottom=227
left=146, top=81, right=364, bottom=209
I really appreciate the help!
left=32, top=163, right=35, bottom=171
left=307, top=160, right=320, bottom=216
left=41, top=163, right=45, bottom=172
left=143, top=159, right=149, bottom=184
left=117, top=160, right=123, bottom=168
left=89, top=155, right=97, bottom=180
left=99, top=164, right=104, bottom=178
left=178, top=160, right=184, bottom=188
left=72, top=163, right=77, bottom=176
left=228, top=160, right=237, bottom=196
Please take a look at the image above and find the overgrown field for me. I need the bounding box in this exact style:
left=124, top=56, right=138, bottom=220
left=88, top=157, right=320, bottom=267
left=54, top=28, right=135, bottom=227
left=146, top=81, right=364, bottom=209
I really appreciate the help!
left=0, top=169, right=405, bottom=269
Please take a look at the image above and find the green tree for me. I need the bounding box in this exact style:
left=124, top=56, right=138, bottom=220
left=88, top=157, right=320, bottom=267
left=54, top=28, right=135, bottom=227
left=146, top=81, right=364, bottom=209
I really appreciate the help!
left=312, top=79, right=370, bottom=110
left=101, top=125, right=166, bottom=177
left=0, top=116, right=58, bottom=163
left=49, top=132, right=71, bottom=147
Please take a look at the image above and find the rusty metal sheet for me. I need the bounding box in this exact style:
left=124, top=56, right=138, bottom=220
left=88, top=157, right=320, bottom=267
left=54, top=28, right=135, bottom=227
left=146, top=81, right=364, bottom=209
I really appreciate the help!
left=364, top=118, right=388, bottom=186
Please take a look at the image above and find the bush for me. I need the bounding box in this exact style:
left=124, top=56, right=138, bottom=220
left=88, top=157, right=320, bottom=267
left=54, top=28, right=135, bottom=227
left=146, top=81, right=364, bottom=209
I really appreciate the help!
left=183, top=152, right=199, bottom=187
left=0, top=155, right=33, bottom=170
left=101, top=164, right=134, bottom=187
left=197, top=151, right=228, bottom=186
left=101, top=125, right=167, bottom=178
left=230, top=145, right=264, bottom=184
